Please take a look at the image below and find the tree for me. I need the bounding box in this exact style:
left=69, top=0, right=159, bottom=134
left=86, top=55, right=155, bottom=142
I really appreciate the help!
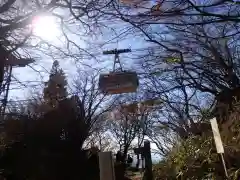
left=108, top=105, right=139, bottom=158
left=107, top=94, right=150, bottom=160
left=90, top=0, right=239, bottom=97
left=83, top=111, right=116, bottom=151
left=148, top=124, right=177, bottom=157
left=133, top=98, right=157, bottom=169
left=72, top=70, right=117, bottom=136
left=0, top=69, right=115, bottom=180
left=85, top=128, right=115, bottom=152
left=43, top=60, right=68, bottom=109
left=100, top=0, right=240, bottom=127
left=0, top=94, right=102, bottom=180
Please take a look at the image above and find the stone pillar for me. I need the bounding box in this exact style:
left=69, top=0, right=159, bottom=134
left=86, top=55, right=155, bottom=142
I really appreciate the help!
left=99, top=152, right=115, bottom=180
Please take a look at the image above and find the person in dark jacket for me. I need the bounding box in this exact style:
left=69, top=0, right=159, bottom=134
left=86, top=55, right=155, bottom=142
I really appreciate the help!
left=127, top=154, right=133, bottom=164
left=116, top=151, right=124, bottom=163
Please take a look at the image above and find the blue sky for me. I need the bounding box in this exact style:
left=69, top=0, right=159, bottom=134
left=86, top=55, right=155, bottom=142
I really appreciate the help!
left=8, top=0, right=164, bottom=102
left=8, top=15, right=151, bottom=101
left=8, top=29, right=162, bottom=161
left=6, top=1, right=178, bottom=161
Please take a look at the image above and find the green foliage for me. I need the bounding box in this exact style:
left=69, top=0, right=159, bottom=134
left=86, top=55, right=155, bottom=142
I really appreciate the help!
left=154, top=134, right=234, bottom=179
left=165, top=57, right=181, bottom=64
left=154, top=134, right=217, bottom=180
left=43, top=60, right=68, bottom=109
left=154, top=114, right=240, bottom=180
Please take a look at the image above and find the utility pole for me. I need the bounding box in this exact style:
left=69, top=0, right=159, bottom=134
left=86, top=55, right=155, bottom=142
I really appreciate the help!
left=103, top=48, right=131, bottom=71
left=0, top=46, right=34, bottom=120
left=143, top=140, right=153, bottom=180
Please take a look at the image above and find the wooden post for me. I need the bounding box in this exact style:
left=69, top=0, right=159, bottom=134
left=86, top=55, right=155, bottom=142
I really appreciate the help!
left=143, top=140, right=153, bottom=180
left=99, top=152, right=115, bottom=180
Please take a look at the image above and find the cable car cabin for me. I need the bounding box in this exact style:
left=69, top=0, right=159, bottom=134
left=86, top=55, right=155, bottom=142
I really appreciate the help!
left=120, top=103, right=139, bottom=114
left=99, top=71, right=139, bottom=95
left=140, top=99, right=162, bottom=108
left=6, top=57, right=34, bottom=67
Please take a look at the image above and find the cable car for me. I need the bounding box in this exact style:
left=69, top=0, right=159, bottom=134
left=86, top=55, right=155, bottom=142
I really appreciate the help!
left=120, top=102, right=139, bottom=114
left=138, top=98, right=162, bottom=112
left=141, top=98, right=162, bottom=107
left=0, top=46, right=34, bottom=67
left=6, top=57, right=34, bottom=67
left=99, top=71, right=139, bottom=94
left=118, top=98, right=162, bottom=115
left=99, top=48, right=139, bottom=95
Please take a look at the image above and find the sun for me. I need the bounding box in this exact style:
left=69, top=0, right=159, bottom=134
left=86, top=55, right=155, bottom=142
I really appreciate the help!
left=32, top=15, right=61, bottom=41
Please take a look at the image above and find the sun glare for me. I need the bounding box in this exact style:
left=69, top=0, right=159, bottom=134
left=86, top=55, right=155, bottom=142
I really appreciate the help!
left=32, top=15, right=61, bottom=41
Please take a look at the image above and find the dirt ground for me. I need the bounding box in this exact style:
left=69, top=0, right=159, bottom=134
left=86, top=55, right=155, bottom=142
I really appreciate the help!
left=126, top=171, right=143, bottom=180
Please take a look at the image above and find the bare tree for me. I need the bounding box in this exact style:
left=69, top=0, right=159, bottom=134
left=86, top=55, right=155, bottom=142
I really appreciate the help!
left=84, top=129, right=115, bottom=151
left=73, top=69, right=118, bottom=139
left=81, top=0, right=240, bottom=96
left=107, top=97, right=141, bottom=159
left=147, top=123, right=176, bottom=156
left=83, top=110, right=116, bottom=151
left=98, top=0, right=240, bottom=126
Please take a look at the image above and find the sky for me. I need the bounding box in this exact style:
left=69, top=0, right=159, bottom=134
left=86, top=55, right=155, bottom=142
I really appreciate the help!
left=5, top=1, right=165, bottom=160
left=7, top=0, right=164, bottom=103
left=8, top=13, right=152, bottom=101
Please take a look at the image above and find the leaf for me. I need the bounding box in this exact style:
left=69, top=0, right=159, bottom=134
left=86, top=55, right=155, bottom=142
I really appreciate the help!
left=234, top=168, right=240, bottom=180
left=165, top=57, right=181, bottom=63
left=151, top=4, right=161, bottom=11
